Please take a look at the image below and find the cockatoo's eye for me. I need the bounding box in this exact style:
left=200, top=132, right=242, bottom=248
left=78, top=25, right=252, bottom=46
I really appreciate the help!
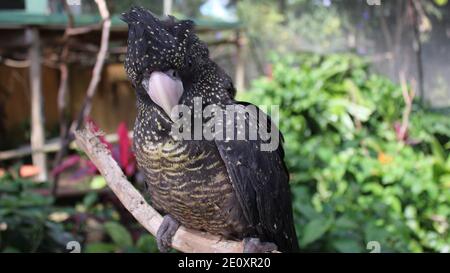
left=166, top=69, right=180, bottom=80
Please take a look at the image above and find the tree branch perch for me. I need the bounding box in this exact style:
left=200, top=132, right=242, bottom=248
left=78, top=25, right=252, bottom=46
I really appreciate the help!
left=74, top=124, right=244, bottom=253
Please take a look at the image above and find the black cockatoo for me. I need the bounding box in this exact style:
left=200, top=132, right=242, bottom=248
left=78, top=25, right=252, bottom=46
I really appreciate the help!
left=121, top=7, right=299, bottom=253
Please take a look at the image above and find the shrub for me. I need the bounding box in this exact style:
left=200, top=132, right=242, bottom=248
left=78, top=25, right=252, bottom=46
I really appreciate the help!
left=239, top=53, right=450, bottom=252
left=0, top=176, right=77, bottom=252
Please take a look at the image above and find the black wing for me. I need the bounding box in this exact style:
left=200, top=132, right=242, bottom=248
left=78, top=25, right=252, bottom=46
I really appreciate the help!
left=214, top=102, right=299, bottom=252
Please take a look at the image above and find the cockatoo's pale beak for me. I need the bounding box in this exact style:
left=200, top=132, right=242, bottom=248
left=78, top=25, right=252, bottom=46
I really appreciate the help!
left=144, top=71, right=183, bottom=121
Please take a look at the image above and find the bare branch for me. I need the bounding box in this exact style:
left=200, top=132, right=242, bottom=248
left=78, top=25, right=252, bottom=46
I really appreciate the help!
left=398, top=71, right=416, bottom=142
left=0, top=131, right=132, bottom=161
left=66, top=24, right=102, bottom=36
left=53, top=0, right=111, bottom=195
left=0, top=57, right=30, bottom=68
left=71, top=0, right=111, bottom=132
left=52, top=1, right=76, bottom=196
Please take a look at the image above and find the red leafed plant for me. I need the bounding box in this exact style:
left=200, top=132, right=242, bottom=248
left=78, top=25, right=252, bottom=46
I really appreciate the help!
left=116, top=121, right=136, bottom=177
left=52, top=120, right=136, bottom=180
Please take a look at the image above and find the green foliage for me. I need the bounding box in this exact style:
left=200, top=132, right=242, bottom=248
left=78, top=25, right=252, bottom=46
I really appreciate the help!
left=104, top=221, right=133, bottom=248
left=0, top=176, right=158, bottom=253
left=75, top=192, right=158, bottom=253
left=0, top=176, right=77, bottom=253
left=84, top=221, right=158, bottom=253
left=239, top=53, right=450, bottom=252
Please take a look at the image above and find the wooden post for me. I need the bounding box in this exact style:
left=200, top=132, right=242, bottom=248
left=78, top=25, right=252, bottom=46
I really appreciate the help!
left=28, top=27, right=48, bottom=182
left=163, top=0, right=173, bottom=15
left=235, top=30, right=245, bottom=92
left=410, top=0, right=425, bottom=105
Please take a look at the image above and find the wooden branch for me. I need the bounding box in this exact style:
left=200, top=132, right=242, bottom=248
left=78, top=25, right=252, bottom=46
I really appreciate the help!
left=53, top=0, right=76, bottom=195
left=0, top=131, right=132, bottom=161
left=398, top=71, right=415, bottom=142
left=74, top=125, right=244, bottom=253
left=1, top=58, right=30, bottom=68
left=71, top=0, right=111, bottom=132
left=66, top=24, right=102, bottom=36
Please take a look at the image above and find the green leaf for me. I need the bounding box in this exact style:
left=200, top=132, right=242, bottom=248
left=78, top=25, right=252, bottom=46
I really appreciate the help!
left=345, top=102, right=373, bottom=122
left=83, top=192, right=98, bottom=209
left=439, top=174, right=450, bottom=187
left=136, top=234, right=158, bottom=253
left=90, top=176, right=107, bottom=190
left=335, top=216, right=358, bottom=230
left=2, top=247, right=21, bottom=253
left=434, top=0, right=448, bottom=6
left=300, top=217, right=333, bottom=247
left=333, top=239, right=363, bottom=253
left=84, top=243, right=117, bottom=253
left=104, top=221, right=133, bottom=248
left=429, top=136, right=445, bottom=164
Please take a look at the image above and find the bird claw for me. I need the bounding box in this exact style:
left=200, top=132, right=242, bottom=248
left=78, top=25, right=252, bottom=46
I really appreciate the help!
left=243, top=238, right=278, bottom=253
left=156, top=215, right=180, bottom=252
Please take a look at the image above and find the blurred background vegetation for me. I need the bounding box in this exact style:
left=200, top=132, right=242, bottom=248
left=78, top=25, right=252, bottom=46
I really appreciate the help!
left=0, top=0, right=449, bottom=253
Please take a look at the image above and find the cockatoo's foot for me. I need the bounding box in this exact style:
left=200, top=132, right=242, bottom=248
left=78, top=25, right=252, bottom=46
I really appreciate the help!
left=243, top=238, right=278, bottom=253
left=156, top=215, right=180, bottom=252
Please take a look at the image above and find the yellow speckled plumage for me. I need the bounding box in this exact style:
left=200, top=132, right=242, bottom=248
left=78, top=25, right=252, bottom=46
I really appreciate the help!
left=133, top=103, right=245, bottom=236
left=123, top=6, right=299, bottom=252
